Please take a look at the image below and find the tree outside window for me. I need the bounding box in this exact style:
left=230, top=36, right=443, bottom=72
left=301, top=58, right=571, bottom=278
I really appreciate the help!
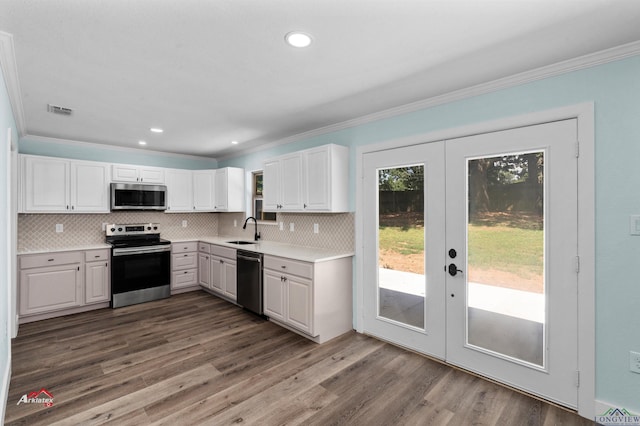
left=253, top=171, right=276, bottom=222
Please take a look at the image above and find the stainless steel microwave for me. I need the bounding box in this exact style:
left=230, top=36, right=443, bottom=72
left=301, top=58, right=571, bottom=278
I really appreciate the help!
left=110, top=183, right=167, bottom=211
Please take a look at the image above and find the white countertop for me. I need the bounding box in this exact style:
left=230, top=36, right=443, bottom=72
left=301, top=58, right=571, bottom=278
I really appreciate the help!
left=18, top=243, right=112, bottom=255
left=170, top=236, right=354, bottom=263
left=18, top=238, right=354, bottom=263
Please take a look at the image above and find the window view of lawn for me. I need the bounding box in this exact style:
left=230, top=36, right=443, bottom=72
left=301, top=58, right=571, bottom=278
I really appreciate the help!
left=378, top=153, right=545, bottom=295
left=378, top=211, right=543, bottom=294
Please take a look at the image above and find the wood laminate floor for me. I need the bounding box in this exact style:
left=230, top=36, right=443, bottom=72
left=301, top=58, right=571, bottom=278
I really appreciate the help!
left=5, top=291, right=592, bottom=425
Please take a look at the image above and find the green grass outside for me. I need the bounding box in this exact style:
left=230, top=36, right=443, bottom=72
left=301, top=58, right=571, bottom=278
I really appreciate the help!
left=378, top=226, right=424, bottom=255
left=378, top=224, right=543, bottom=277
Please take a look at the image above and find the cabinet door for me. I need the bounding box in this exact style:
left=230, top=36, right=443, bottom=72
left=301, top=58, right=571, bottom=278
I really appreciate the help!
left=193, top=170, right=215, bottom=211
left=286, top=275, right=313, bottom=334
left=304, top=147, right=330, bottom=211
left=172, top=252, right=197, bottom=270
left=85, top=261, right=109, bottom=304
left=139, top=167, right=165, bottom=183
left=71, top=161, right=110, bottom=212
left=111, top=165, right=139, bottom=182
left=263, top=270, right=285, bottom=321
left=223, top=168, right=245, bottom=212
left=166, top=169, right=193, bottom=212
left=280, top=153, right=304, bottom=210
left=223, top=259, right=237, bottom=300
left=23, top=156, right=70, bottom=212
left=214, top=168, right=228, bottom=211
left=20, top=264, right=82, bottom=315
left=172, top=269, right=198, bottom=289
left=263, top=159, right=281, bottom=211
left=211, top=256, right=223, bottom=292
left=198, top=253, right=211, bottom=288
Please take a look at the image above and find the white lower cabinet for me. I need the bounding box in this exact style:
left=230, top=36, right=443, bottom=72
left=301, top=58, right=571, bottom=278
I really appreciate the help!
left=84, top=249, right=110, bottom=304
left=263, top=254, right=352, bottom=343
left=198, top=243, right=212, bottom=288
left=209, top=244, right=237, bottom=301
left=19, top=249, right=111, bottom=322
left=171, top=242, right=199, bottom=292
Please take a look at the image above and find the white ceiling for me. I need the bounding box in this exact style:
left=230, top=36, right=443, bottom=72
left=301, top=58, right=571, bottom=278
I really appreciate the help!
left=2, top=0, right=640, bottom=159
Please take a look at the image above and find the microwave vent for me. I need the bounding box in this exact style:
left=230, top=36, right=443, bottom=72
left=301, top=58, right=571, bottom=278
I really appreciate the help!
left=47, top=104, right=73, bottom=116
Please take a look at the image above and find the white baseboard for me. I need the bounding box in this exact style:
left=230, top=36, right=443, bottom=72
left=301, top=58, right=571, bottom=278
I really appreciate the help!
left=595, top=399, right=639, bottom=417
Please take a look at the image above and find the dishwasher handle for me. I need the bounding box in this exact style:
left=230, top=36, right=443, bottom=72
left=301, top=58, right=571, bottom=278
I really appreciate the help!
left=237, top=254, right=261, bottom=263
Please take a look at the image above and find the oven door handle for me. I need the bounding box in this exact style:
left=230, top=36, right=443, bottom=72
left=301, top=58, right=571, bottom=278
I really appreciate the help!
left=112, top=246, right=171, bottom=256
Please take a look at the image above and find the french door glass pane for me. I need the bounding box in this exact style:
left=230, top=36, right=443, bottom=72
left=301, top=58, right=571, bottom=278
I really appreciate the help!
left=467, top=152, right=545, bottom=367
left=377, top=165, right=425, bottom=329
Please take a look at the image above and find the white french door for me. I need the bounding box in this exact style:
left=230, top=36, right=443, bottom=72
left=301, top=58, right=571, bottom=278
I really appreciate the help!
left=363, top=142, right=446, bottom=359
left=362, top=119, right=579, bottom=408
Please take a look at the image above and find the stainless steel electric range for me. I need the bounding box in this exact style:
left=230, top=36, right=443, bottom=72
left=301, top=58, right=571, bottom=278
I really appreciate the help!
left=106, top=223, right=171, bottom=308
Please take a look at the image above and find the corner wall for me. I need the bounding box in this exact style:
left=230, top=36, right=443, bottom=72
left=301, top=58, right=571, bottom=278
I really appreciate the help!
left=219, top=55, right=640, bottom=414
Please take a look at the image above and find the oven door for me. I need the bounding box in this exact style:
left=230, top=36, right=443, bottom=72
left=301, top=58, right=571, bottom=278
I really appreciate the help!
left=111, top=246, right=171, bottom=295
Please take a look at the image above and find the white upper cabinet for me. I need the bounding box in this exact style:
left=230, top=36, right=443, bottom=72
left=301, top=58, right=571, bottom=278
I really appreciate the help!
left=214, top=167, right=245, bottom=212
left=21, top=155, right=110, bottom=213
left=167, top=167, right=245, bottom=213
left=193, top=170, right=216, bottom=211
left=71, top=162, right=111, bottom=212
left=111, top=164, right=165, bottom=183
left=165, top=169, right=193, bottom=212
left=263, top=144, right=349, bottom=213
left=263, top=158, right=281, bottom=211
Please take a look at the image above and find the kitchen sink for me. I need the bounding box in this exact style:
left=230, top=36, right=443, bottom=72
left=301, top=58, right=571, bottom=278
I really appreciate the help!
left=226, top=240, right=256, bottom=245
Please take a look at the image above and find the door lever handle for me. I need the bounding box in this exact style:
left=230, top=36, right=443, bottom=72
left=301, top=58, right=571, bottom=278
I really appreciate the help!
left=448, top=263, right=463, bottom=277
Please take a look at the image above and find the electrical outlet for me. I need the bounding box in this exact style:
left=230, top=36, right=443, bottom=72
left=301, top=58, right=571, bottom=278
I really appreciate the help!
left=102, top=222, right=108, bottom=231
left=631, top=351, right=640, bottom=374
left=233, top=219, right=237, bottom=227
left=279, top=222, right=284, bottom=231
left=182, top=220, right=187, bottom=228
left=55, top=224, right=63, bottom=233
left=314, top=223, right=319, bottom=234
left=290, top=222, right=295, bottom=232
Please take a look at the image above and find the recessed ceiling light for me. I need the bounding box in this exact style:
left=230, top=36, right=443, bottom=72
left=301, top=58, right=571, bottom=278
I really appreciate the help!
left=138, top=140, right=147, bottom=145
left=231, top=140, right=239, bottom=145
left=150, top=127, right=163, bottom=133
left=285, top=31, right=312, bottom=48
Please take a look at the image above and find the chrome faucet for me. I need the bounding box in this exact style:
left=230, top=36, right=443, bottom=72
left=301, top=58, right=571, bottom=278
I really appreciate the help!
left=243, top=216, right=261, bottom=241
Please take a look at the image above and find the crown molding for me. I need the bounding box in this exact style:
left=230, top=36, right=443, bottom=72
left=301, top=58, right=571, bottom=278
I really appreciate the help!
left=0, top=31, right=26, bottom=136
left=219, top=39, right=640, bottom=162
left=22, top=134, right=218, bottom=162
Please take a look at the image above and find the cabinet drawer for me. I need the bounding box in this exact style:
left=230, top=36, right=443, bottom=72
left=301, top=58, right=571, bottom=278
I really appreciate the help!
left=85, top=249, right=110, bottom=262
left=198, top=242, right=211, bottom=253
left=172, top=242, right=198, bottom=253
left=210, top=244, right=236, bottom=260
left=264, top=255, right=313, bottom=279
left=20, top=251, right=83, bottom=269
left=172, top=268, right=198, bottom=289
left=172, top=252, right=197, bottom=270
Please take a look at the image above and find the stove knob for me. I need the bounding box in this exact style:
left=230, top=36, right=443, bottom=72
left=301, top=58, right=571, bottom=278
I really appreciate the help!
left=153, top=226, right=158, bottom=230
left=147, top=226, right=151, bottom=231
left=110, top=227, right=116, bottom=232
left=118, top=227, right=123, bottom=232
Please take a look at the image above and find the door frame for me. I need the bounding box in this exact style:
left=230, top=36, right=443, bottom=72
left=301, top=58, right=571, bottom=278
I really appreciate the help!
left=355, top=102, right=595, bottom=419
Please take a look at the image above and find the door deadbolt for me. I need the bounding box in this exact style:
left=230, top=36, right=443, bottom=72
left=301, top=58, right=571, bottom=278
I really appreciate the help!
left=448, top=263, right=463, bottom=277
left=448, top=249, right=457, bottom=259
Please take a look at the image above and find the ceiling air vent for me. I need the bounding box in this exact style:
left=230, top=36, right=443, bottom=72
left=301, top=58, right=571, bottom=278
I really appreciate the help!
left=47, top=104, right=73, bottom=116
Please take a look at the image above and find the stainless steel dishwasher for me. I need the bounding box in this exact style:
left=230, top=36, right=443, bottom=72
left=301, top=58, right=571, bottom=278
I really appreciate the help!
left=236, top=250, right=263, bottom=315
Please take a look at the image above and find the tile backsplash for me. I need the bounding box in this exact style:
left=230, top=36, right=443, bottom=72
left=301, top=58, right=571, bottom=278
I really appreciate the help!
left=18, top=212, right=218, bottom=251
left=218, top=212, right=354, bottom=252
left=18, top=211, right=354, bottom=252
